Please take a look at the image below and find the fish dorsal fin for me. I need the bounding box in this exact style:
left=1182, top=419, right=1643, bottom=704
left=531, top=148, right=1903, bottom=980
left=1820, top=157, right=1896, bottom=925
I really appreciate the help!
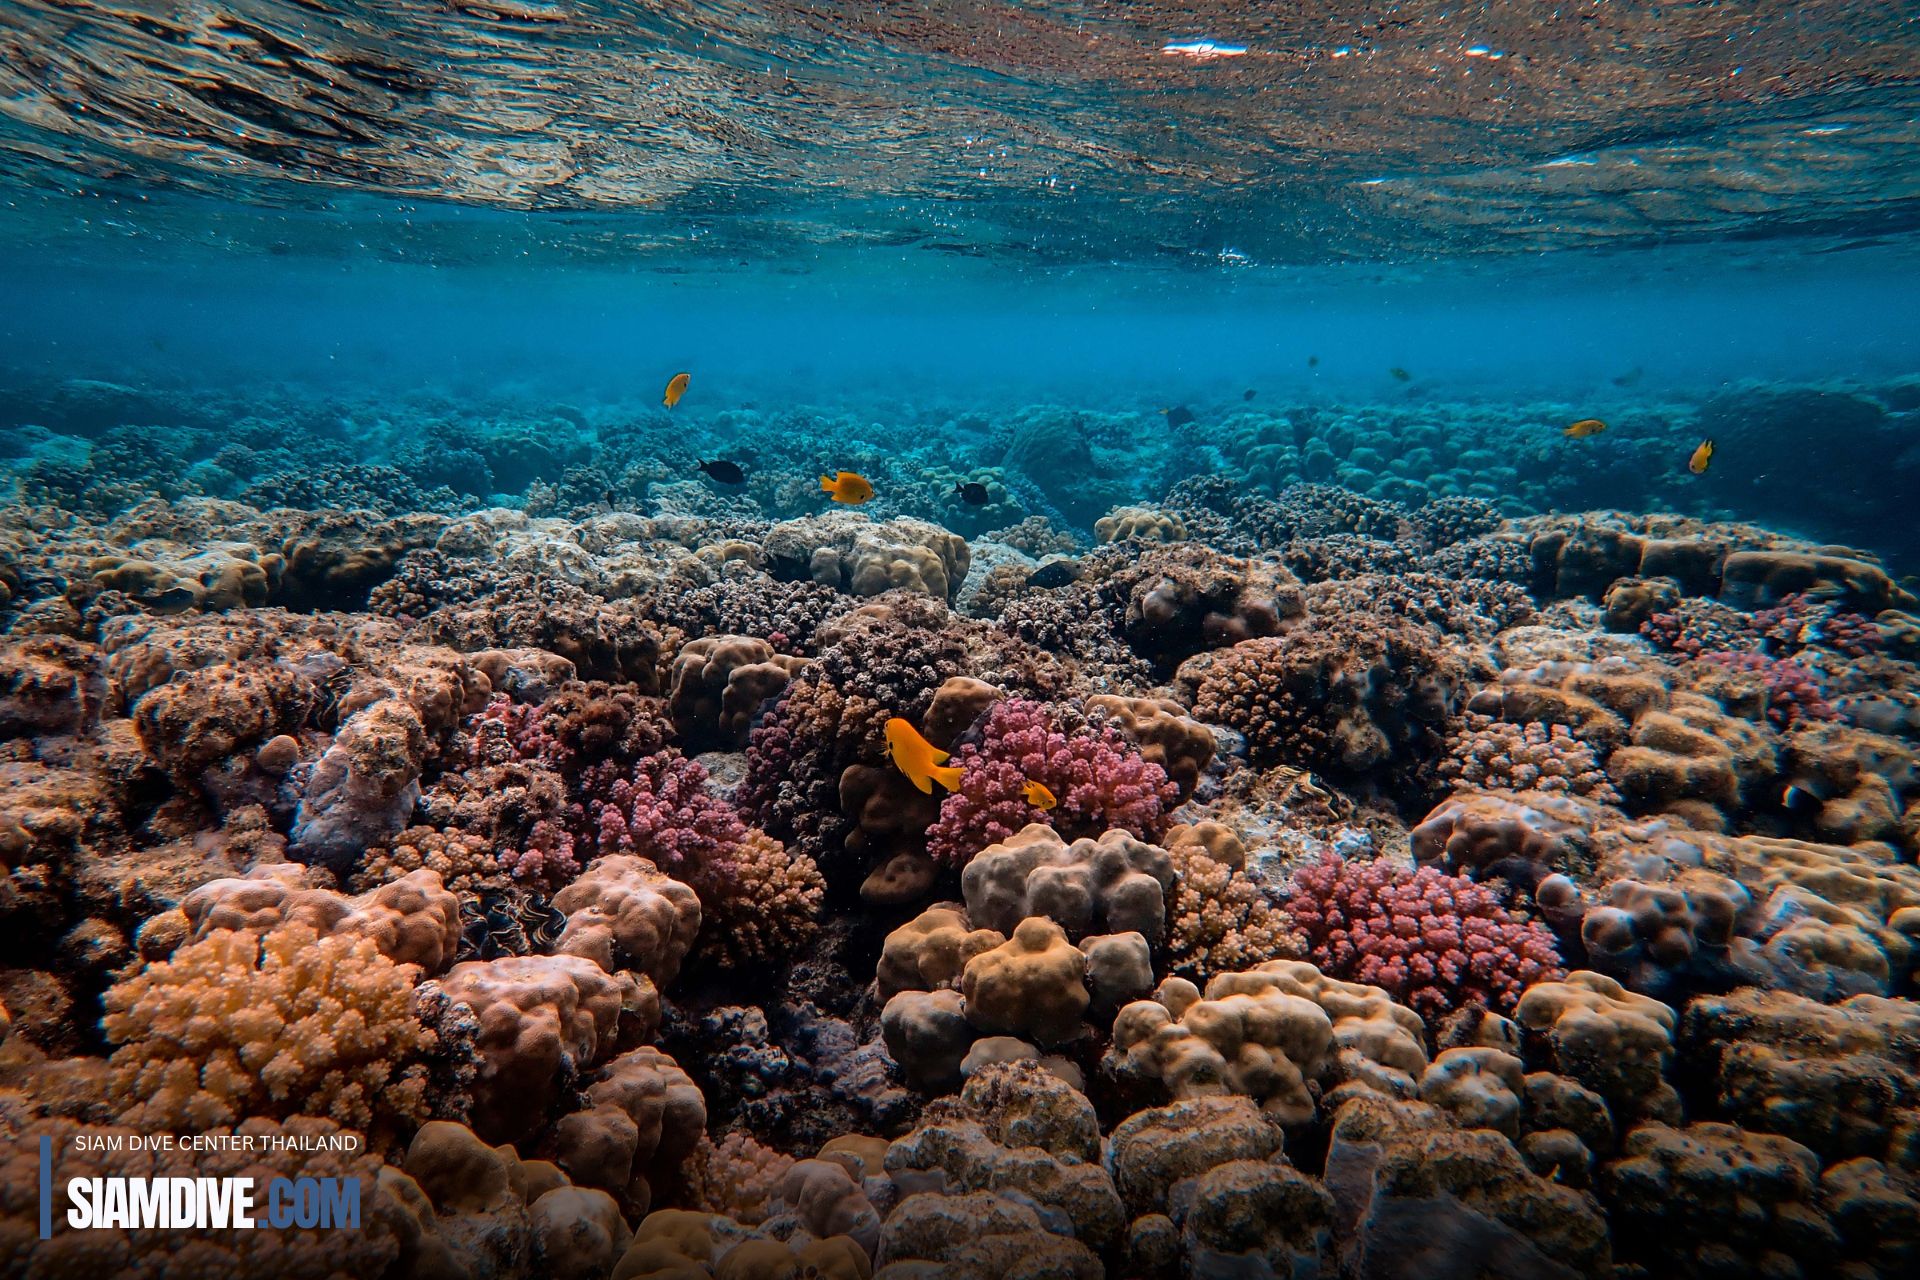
left=928, top=745, right=949, bottom=765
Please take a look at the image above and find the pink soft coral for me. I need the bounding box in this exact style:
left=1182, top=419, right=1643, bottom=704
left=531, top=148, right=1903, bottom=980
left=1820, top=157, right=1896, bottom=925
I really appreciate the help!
left=926, top=698, right=1177, bottom=866
left=1284, top=854, right=1563, bottom=1019
left=586, top=751, right=748, bottom=886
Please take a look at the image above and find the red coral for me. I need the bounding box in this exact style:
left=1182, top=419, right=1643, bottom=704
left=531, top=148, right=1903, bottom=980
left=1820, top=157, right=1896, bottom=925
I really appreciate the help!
left=1753, top=593, right=1881, bottom=659
left=1696, top=650, right=1839, bottom=728
left=926, top=698, right=1177, bottom=866
left=586, top=751, right=748, bottom=887
left=1284, top=854, right=1563, bottom=1019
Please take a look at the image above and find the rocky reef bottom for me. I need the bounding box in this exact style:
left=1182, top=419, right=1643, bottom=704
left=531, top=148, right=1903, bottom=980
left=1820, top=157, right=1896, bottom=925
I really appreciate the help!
left=1, top=383, right=1919, bottom=1279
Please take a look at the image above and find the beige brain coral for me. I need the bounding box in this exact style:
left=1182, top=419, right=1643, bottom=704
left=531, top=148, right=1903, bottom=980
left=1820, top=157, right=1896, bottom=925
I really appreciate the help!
left=668, top=635, right=810, bottom=750
left=131, top=659, right=314, bottom=779
left=551, top=1045, right=706, bottom=1217
left=960, top=824, right=1176, bottom=945
left=1085, top=693, right=1215, bottom=800
left=886, top=1061, right=1122, bottom=1254
left=960, top=916, right=1090, bottom=1048
left=1601, top=1121, right=1840, bottom=1277
left=1680, top=987, right=1920, bottom=1168
left=440, top=953, right=652, bottom=1144
left=1095, top=505, right=1187, bottom=544
left=102, top=924, right=437, bottom=1146
left=176, top=862, right=463, bottom=974
left=877, top=906, right=1005, bottom=1003
left=1515, top=970, right=1680, bottom=1126
left=553, top=855, right=703, bottom=986
left=1105, top=960, right=1427, bottom=1125
left=765, top=513, right=970, bottom=602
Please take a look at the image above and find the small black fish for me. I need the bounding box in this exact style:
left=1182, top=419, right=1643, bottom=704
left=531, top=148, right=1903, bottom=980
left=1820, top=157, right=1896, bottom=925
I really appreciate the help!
left=1027, top=560, right=1083, bottom=589
left=1307, top=355, right=1319, bottom=367
left=1243, top=388, right=1256, bottom=401
left=698, top=459, right=745, bottom=485
left=1611, top=366, right=1645, bottom=388
left=1162, top=405, right=1196, bottom=429
left=954, top=481, right=990, bottom=506
left=1389, top=366, right=1412, bottom=382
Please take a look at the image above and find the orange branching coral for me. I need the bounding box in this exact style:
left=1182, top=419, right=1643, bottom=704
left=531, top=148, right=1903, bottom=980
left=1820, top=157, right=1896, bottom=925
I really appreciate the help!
left=102, top=924, right=436, bottom=1147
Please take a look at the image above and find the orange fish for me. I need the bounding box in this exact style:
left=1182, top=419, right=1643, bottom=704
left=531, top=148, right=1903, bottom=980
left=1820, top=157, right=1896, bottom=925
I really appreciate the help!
left=1688, top=438, right=1715, bottom=475
left=885, top=717, right=962, bottom=794
left=1563, top=418, right=1607, bottom=439
left=662, top=372, right=690, bottom=408
left=1023, top=779, right=1057, bottom=810
left=820, top=470, right=875, bottom=504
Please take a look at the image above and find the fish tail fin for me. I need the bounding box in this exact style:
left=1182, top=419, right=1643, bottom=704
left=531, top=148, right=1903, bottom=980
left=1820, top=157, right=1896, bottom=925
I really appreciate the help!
left=928, top=764, right=964, bottom=792
left=819, top=474, right=835, bottom=493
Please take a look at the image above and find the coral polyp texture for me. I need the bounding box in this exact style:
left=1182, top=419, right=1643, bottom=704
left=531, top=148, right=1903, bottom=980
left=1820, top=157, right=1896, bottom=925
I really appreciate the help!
left=4, top=374, right=1920, bottom=1279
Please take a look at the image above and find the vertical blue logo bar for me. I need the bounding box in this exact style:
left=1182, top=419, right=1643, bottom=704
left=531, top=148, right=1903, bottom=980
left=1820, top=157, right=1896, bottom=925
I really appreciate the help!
left=39, top=1134, right=52, bottom=1239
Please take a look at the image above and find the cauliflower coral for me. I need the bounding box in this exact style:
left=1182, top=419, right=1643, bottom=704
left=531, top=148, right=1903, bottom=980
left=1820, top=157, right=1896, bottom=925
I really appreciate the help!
left=1283, top=855, right=1564, bottom=1019
left=102, top=924, right=440, bottom=1146
left=927, top=698, right=1178, bottom=866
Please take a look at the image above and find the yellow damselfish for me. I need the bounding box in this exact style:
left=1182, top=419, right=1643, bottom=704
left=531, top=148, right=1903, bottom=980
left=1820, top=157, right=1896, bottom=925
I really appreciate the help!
left=1563, top=418, right=1607, bottom=439
left=1023, top=779, right=1057, bottom=810
left=820, top=470, right=875, bottom=504
left=1689, top=439, right=1715, bottom=474
left=885, top=717, right=962, bottom=794
left=663, top=372, right=690, bottom=408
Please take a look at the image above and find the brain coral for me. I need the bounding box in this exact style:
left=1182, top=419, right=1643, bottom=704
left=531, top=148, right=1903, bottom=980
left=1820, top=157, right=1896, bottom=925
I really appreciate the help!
left=1284, top=854, right=1565, bottom=1019
left=102, top=924, right=440, bottom=1147
left=1103, top=960, right=1427, bottom=1124
left=551, top=854, right=703, bottom=986
left=926, top=698, right=1178, bottom=866
left=177, top=862, right=463, bottom=974
left=960, top=823, right=1175, bottom=944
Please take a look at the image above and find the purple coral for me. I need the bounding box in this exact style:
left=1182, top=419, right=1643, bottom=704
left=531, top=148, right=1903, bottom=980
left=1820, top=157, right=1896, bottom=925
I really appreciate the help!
left=586, top=751, right=748, bottom=885
left=1284, top=854, right=1564, bottom=1019
left=926, top=698, right=1177, bottom=866
left=1696, top=651, right=1839, bottom=728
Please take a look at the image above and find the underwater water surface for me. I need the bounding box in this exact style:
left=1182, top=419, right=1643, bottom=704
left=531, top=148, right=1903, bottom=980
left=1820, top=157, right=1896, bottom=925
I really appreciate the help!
left=3, top=4, right=1920, bottom=1280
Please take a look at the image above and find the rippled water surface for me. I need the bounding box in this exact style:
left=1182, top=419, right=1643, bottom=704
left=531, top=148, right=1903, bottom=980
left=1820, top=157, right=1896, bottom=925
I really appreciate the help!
left=4, top=1, right=1920, bottom=264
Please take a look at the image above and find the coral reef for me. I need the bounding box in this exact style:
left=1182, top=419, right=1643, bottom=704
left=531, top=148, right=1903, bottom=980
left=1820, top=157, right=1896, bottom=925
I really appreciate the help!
left=8, top=377, right=1920, bottom=1278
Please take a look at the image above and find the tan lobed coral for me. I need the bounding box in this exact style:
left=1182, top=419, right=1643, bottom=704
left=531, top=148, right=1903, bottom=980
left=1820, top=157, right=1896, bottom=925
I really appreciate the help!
left=885, top=1061, right=1122, bottom=1254
left=765, top=513, right=971, bottom=603
left=1104, top=960, right=1427, bottom=1124
left=960, top=823, right=1176, bottom=945
left=1514, top=971, right=1680, bottom=1127
left=101, top=924, right=438, bottom=1148
left=550, top=1045, right=706, bottom=1217
left=959, top=916, right=1090, bottom=1048
left=668, top=635, right=810, bottom=750
left=439, top=953, right=653, bottom=1144
left=1095, top=505, right=1187, bottom=544
left=1680, top=987, right=1920, bottom=1169
left=1084, top=693, right=1215, bottom=800
left=876, top=906, right=1005, bottom=1003
left=552, top=855, right=703, bottom=987
left=1601, top=1121, right=1841, bottom=1277
left=174, top=862, right=463, bottom=974
left=1324, top=1093, right=1613, bottom=1280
